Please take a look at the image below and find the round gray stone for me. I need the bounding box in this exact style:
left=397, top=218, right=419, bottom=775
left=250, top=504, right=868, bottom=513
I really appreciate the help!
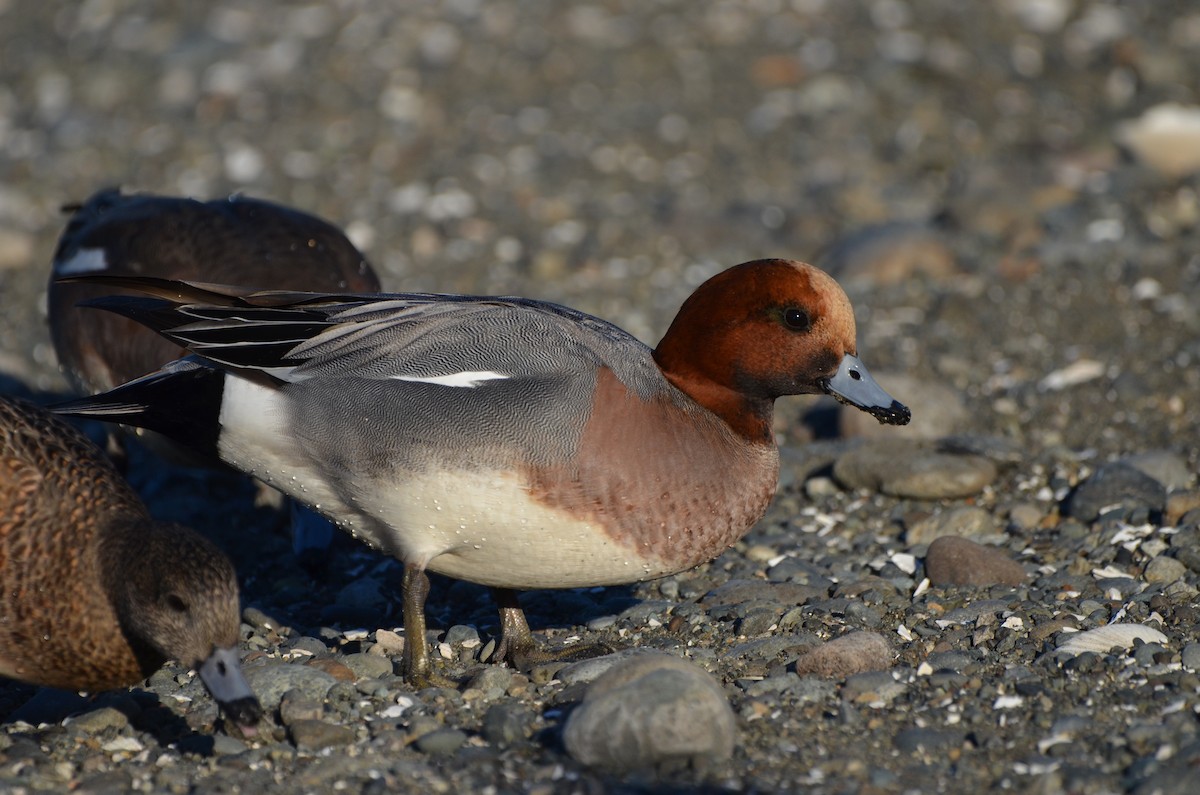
left=562, top=652, right=735, bottom=772
left=244, top=663, right=338, bottom=712
left=415, top=728, right=468, bottom=756
left=1144, top=556, right=1187, bottom=585
left=1007, top=502, right=1044, bottom=532
left=833, top=439, right=996, bottom=499
left=1181, top=643, right=1200, bottom=672
left=341, top=652, right=394, bottom=681
left=1120, top=450, right=1193, bottom=491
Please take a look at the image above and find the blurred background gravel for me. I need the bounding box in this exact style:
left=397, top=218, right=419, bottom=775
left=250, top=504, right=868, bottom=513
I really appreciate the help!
left=2, top=1, right=1200, bottom=793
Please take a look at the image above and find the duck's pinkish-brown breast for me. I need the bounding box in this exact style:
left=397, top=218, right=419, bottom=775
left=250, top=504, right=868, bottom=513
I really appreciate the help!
left=524, top=368, right=780, bottom=576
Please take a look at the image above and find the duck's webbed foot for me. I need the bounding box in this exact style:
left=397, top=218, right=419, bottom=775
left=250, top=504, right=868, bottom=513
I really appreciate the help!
left=490, top=587, right=615, bottom=672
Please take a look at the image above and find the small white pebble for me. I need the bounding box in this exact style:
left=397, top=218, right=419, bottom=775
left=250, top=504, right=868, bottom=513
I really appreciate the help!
left=102, top=737, right=144, bottom=753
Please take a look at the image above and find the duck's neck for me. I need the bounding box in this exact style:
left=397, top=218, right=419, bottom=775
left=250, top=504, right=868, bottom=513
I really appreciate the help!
left=657, top=367, right=775, bottom=445
left=97, top=518, right=170, bottom=675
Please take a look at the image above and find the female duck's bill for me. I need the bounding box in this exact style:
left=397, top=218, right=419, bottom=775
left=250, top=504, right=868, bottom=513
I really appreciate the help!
left=198, top=646, right=263, bottom=733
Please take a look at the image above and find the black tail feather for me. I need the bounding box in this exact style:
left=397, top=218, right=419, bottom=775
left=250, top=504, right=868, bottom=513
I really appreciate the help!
left=51, top=360, right=225, bottom=462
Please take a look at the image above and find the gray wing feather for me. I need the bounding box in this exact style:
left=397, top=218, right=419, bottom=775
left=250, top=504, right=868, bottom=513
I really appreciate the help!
left=281, top=297, right=664, bottom=397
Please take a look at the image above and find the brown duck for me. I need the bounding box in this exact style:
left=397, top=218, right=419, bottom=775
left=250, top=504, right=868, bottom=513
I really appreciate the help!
left=0, top=396, right=261, bottom=730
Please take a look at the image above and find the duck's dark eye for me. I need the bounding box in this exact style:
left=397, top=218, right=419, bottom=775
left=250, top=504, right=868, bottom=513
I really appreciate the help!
left=783, top=307, right=811, bottom=331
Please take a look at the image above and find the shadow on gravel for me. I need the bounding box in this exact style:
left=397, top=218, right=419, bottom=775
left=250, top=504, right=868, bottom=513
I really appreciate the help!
left=0, top=684, right=223, bottom=757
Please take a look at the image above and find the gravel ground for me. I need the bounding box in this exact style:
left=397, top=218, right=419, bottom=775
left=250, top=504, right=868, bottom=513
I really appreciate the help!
left=2, top=1, right=1200, bottom=793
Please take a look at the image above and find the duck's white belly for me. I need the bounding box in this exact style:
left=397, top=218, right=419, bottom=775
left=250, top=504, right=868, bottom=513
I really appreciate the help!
left=218, top=376, right=668, bottom=589
left=360, top=468, right=670, bottom=589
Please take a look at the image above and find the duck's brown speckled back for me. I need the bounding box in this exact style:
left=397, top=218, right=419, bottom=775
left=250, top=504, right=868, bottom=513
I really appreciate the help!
left=0, top=397, right=241, bottom=693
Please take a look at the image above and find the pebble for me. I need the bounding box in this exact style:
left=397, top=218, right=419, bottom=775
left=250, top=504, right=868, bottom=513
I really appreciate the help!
left=242, top=607, right=288, bottom=635
left=1144, top=556, right=1187, bottom=585
left=842, top=671, right=907, bottom=704
left=1115, top=103, right=1200, bottom=179
left=925, top=651, right=980, bottom=674
left=1064, top=463, right=1167, bottom=523
left=1181, top=643, right=1200, bottom=671
left=244, top=663, right=339, bottom=712
left=212, top=735, right=249, bottom=756
left=444, top=625, right=481, bottom=647
left=1007, top=502, right=1044, bottom=532
left=466, top=665, right=514, bottom=699
left=481, top=703, right=532, bottom=746
left=905, top=506, right=999, bottom=546
left=833, top=439, right=997, bottom=499
left=701, top=579, right=825, bottom=608
left=1167, top=491, right=1200, bottom=526
left=279, top=690, right=324, bottom=727
left=562, top=652, right=736, bottom=772
left=305, top=658, right=357, bottom=682
left=66, top=707, right=129, bottom=734
left=289, top=719, right=356, bottom=750
left=1120, top=450, right=1193, bottom=492
left=804, top=475, right=841, bottom=499
left=924, top=536, right=1026, bottom=586
left=792, top=631, right=893, bottom=678
left=415, top=728, right=469, bottom=756
left=290, top=636, right=331, bottom=657
left=557, top=648, right=658, bottom=686
left=0, top=228, right=34, bottom=270
left=937, top=435, right=1027, bottom=468
left=1054, top=625, right=1169, bottom=657
left=341, top=652, right=394, bottom=680
left=894, top=728, right=963, bottom=754
left=371, top=629, right=405, bottom=656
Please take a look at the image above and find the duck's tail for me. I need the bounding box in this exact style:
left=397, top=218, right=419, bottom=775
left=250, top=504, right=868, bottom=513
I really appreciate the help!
left=51, top=358, right=226, bottom=462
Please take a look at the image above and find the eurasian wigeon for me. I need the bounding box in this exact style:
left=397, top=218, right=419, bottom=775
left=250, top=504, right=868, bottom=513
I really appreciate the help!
left=54, top=258, right=909, bottom=683
left=47, top=188, right=382, bottom=560
left=0, top=396, right=261, bottom=731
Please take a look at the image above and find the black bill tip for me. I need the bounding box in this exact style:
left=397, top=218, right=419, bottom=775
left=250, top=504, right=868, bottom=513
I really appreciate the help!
left=823, top=353, right=912, bottom=427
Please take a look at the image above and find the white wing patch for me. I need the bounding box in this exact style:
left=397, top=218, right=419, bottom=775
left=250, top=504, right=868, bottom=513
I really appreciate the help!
left=54, top=247, right=108, bottom=275
left=392, top=370, right=510, bottom=388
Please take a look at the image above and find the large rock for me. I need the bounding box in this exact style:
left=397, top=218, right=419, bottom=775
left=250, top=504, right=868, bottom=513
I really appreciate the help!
left=562, top=652, right=735, bottom=772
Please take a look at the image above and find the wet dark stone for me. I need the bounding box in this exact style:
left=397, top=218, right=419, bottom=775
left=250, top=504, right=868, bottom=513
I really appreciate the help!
left=1064, top=463, right=1167, bottom=523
